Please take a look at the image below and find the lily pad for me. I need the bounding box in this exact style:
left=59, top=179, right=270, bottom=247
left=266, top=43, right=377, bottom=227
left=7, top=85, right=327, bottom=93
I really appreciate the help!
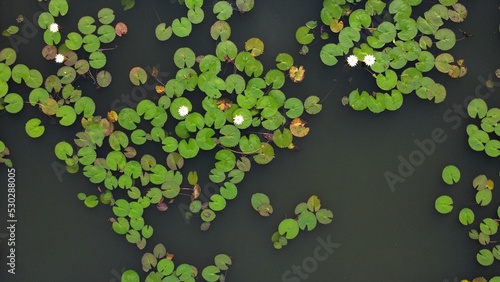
left=213, top=1, right=233, bottom=20
left=155, top=23, right=172, bottom=41
left=96, top=70, right=112, bottom=88
left=278, top=218, right=300, bottom=239
left=25, top=118, right=45, bottom=138
left=435, top=195, right=453, bottom=214
left=442, top=165, right=460, bottom=184
left=295, top=26, right=314, bottom=45
left=172, top=17, right=192, bottom=38
left=129, top=67, right=147, bottom=86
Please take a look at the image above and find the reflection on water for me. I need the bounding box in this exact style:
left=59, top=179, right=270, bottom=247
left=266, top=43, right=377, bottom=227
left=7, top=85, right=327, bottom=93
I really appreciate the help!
left=0, top=0, right=500, bottom=281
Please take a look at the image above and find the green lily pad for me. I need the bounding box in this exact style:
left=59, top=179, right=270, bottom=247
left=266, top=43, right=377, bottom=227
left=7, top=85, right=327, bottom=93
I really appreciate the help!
left=485, top=140, right=500, bottom=157
left=187, top=7, right=204, bottom=24
left=98, top=25, right=116, bottom=43
left=477, top=249, right=494, bottom=266
left=25, top=118, right=45, bottom=138
left=458, top=208, right=474, bottom=226
left=98, top=8, right=115, bottom=24
left=89, top=51, right=106, bottom=69
left=442, top=165, right=460, bottom=184
left=435, top=195, right=453, bottom=214
left=56, top=105, right=77, bottom=126
left=211, top=20, right=231, bottom=41
left=434, top=28, right=456, bottom=51
left=216, top=40, right=238, bottom=61
left=435, top=53, right=454, bottom=73
left=275, top=53, right=293, bottom=71
left=74, top=97, right=95, bottom=117
left=4, top=93, right=23, bottom=114
left=376, top=70, right=398, bottom=91
left=83, top=34, right=100, bottom=53
left=284, top=98, right=304, bottom=119
left=178, top=138, right=199, bottom=159
left=65, top=32, right=83, bottom=51
left=172, top=17, right=192, bottom=38
left=118, top=108, right=141, bottom=130
left=25, top=69, right=43, bottom=88
left=49, top=0, right=69, bottom=17
left=219, top=125, right=240, bottom=147
left=320, top=43, right=343, bottom=66
left=57, top=66, right=76, bottom=84
left=467, top=98, right=488, bottom=119
left=174, top=47, right=196, bottom=69
left=38, top=12, right=55, bottom=29
left=278, top=218, right=299, bottom=239
left=476, top=189, right=492, bottom=206
left=155, top=23, right=172, bottom=41
left=213, top=1, right=233, bottom=21
left=349, top=9, right=371, bottom=30
left=78, top=16, right=96, bottom=34
left=295, top=26, right=314, bottom=45
left=129, top=67, right=147, bottom=86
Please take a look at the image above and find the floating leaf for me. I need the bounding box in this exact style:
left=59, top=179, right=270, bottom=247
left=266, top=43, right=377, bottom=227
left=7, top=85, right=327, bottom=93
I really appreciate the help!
left=295, top=26, right=314, bottom=45
left=245, top=37, right=264, bottom=57
left=115, top=22, right=128, bottom=36
left=25, top=118, right=45, bottom=138
left=4, top=93, right=23, bottom=114
left=155, top=23, right=172, bottom=41
left=467, top=98, right=488, bottom=119
left=289, top=65, right=305, bottom=83
left=278, top=218, right=300, bottom=239
left=172, top=17, right=192, bottom=38
left=98, top=8, right=115, bottom=25
left=213, top=1, right=233, bottom=20
left=129, top=67, right=147, bottom=86
left=458, top=208, right=474, bottom=226
left=435, top=195, right=453, bottom=214
left=78, top=16, right=96, bottom=34
left=442, top=165, right=460, bottom=185
left=477, top=249, right=494, bottom=266
left=434, top=28, right=456, bottom=51
left=49, top=0, right=69, bottom=17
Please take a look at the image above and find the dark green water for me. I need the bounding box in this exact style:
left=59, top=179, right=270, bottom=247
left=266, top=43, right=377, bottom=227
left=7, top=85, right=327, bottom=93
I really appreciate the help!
left=0, top=0, right=499, bottom=281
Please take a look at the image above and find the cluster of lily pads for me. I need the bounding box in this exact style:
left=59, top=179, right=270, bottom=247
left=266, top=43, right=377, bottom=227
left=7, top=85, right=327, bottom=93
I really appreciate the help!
left=120, top=242, right=232, bottom=282
left=435, top=165, right=500, bottom=267
left=295, top=0, right=467, bottom=113
left=271, top=195, right=333, bottom=250
left=38, top=0, right=326, bottom=280
left=466, top=98, right=500, bottom=157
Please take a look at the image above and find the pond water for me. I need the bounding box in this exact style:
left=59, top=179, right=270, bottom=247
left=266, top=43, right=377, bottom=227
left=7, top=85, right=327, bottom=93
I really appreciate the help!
left=0, top=0, right=499, bottom=281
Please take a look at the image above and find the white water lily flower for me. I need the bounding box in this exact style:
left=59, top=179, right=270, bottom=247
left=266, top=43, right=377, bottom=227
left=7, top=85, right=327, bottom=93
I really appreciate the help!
left=49, top=23, right=59, bottom=33
left=346, top=55, right=358, bottom=67
left=233, top=114, right=244, bottom=125
left=178, top=105, right=189, bottom=117
left=54, top=54, right=64, bottom=63
left=363, top=54, right=376, bottom=66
